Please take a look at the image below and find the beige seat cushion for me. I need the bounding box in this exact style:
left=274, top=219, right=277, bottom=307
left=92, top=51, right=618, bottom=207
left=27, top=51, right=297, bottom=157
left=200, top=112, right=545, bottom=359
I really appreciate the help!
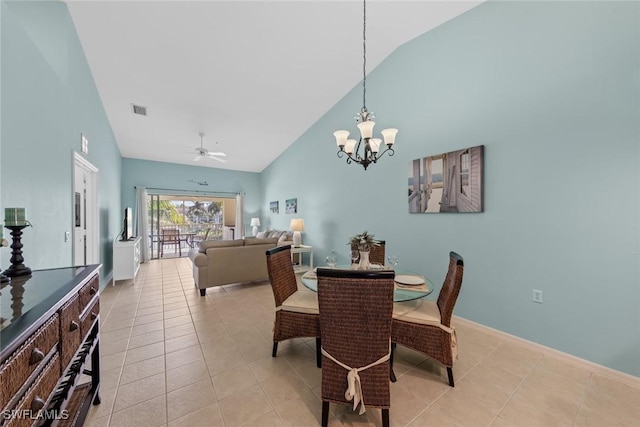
left=392, top=299, right=441, bottom=326
left=281, top=290, right=319, bottom=315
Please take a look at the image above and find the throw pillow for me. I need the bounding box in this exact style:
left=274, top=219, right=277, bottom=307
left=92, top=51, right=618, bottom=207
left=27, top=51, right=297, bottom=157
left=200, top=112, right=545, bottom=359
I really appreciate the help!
left=256, top=231, right=267, bottom=239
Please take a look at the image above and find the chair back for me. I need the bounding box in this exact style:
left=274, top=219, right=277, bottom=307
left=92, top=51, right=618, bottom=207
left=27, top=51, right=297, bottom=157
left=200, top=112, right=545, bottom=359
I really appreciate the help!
left=265, top=245, right=298, bottom=307
left=351, top=240, right=386, bottom=265
left=317, top=268, right=394, bottom=409
left=436, top=251, right=464, bottom=328
left=162, top=227, right=180, bottom=240
left=202, top=228, right=211, bottom=240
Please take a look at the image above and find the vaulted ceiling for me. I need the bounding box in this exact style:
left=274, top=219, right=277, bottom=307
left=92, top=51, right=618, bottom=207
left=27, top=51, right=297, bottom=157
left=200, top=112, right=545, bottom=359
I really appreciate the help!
left=66, top=1, right=482, bottom=172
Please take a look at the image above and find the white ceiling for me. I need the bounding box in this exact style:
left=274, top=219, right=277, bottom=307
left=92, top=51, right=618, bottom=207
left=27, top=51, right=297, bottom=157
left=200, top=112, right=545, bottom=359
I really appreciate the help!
left=66, top=1, right=482, bottom=172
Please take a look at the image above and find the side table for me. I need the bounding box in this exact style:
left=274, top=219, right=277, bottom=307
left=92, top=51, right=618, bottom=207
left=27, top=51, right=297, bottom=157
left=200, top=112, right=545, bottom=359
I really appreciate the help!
left=290, top=245, right=313, bottom=273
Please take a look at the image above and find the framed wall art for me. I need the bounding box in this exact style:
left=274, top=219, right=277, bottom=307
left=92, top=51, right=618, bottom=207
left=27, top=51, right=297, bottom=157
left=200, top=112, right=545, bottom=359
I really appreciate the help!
left=270, top=201, right=279, bottom=214
left=285, top=198, right=297, bottom=214
left=408, top=145, right=484, bottom=213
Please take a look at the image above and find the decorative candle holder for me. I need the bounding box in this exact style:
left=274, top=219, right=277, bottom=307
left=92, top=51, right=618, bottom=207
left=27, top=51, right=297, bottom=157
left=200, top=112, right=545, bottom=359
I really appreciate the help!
left=1, top=233, right=10, bottom=284
left=4, top=224, right=32, bottom=277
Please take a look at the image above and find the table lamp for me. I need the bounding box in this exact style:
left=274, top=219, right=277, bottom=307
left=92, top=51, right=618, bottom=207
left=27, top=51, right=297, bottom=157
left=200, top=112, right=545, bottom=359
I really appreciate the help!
left=289, top=218, right=304, bottom=247
left=250, top=218, right=261, bottom=236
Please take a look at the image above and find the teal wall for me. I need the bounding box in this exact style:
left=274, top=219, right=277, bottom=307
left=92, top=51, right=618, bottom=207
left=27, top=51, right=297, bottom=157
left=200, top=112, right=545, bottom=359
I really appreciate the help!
left=121, top=158, right=262, bottom=235
left=262, top=1, right=640, bottom=376
left=1, top=1, right=122, bottom=284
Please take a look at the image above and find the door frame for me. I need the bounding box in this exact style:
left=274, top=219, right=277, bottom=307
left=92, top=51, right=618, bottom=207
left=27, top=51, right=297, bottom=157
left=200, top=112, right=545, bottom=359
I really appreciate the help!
left=72, top=152, right=99, bottom=266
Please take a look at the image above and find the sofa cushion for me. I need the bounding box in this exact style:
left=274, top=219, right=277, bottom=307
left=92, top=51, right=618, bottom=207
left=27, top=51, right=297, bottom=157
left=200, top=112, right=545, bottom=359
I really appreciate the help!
left=244, top=237, right=279, bottom=246
left=267, top=230, right=284, bottom=239
left=255, top=231, right=267, bottom=239
left=199, top=239, right=244, bottom=253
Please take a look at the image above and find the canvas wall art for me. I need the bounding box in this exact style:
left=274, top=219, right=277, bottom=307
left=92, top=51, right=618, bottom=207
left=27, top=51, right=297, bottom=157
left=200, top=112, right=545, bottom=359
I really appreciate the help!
left=285, top=198, right=297, bottom=214
left=408, top=145, right=484, bottom=213
left=270, top=201, right=279, bottom=214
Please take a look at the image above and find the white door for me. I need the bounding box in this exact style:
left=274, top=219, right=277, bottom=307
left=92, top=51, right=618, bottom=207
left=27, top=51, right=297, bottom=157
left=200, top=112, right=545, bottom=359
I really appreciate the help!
left=73, top=153, right=99, bottom=266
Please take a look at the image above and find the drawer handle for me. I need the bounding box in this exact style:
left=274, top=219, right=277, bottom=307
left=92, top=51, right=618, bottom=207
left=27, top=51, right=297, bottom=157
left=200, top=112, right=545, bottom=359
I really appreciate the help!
left=90, top=312, right=98, bottom=320
left=70, top=321, right=79, bottom=331
left=31, top=396, right=45, bottom=411
left=89, top=287, right=97, bottom=295
left=29, top=348, right=45, bottom=365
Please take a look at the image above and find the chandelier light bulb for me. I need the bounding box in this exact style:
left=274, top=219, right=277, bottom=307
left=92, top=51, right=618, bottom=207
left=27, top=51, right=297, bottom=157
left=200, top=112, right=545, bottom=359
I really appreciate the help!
left=345, top=139, right=357, bottom=154
left=334, top=130, right=350, bottom=148
left=357, top=121, right=375, bottom=139
left=370, top=138, right=381, bottom=154
left=381, top=128, right=398, bottom=146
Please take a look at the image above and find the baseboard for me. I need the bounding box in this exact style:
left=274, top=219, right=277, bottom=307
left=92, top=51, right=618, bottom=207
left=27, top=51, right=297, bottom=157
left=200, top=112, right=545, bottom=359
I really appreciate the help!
left=453, top=315, right=640, bottom=389
left=100, top=272, right=114, bottom=291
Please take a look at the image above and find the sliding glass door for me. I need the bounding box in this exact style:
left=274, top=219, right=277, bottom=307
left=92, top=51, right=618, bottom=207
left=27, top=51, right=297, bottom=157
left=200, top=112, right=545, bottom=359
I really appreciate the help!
left=147, top=194, right=228, bottom=259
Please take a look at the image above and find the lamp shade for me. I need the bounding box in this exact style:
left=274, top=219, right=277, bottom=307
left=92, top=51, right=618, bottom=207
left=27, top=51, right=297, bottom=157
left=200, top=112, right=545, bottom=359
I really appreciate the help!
left=333, top=130, right=349, bottom=147
left=289, top=219, right=304, bottom=232
left=250, top=218, right=261, bottom=227
left=381, top=128, right=398, bottom=146
left=370, top=138, right=381, bottom=154
left=290, top=218, right=304, bottom=247
left=357, top=120, right=375, bottom=139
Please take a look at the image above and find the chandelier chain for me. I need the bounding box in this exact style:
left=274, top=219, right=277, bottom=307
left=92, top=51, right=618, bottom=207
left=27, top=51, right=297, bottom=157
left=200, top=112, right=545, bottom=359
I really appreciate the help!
left=362, top=0, right=367, bottom=113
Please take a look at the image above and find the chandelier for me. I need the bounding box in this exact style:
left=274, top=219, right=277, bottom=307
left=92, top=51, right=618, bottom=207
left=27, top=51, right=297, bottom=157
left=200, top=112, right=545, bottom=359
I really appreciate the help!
left=333, top=0, right=397, bottom=170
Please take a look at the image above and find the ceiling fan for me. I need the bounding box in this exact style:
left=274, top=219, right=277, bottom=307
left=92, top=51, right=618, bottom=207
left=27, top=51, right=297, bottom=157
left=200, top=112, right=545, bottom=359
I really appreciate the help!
left=193, top=132, right=226, bottom=163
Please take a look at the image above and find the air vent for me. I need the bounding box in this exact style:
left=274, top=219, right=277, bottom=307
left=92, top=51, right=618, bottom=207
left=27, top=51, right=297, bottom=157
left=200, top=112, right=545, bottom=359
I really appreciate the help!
left=131, top=104, right=147, bottom=116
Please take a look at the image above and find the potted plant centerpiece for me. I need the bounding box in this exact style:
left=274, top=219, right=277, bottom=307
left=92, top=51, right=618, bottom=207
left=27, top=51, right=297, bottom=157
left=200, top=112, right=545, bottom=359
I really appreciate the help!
left=349, top=230, right=380, bottom=270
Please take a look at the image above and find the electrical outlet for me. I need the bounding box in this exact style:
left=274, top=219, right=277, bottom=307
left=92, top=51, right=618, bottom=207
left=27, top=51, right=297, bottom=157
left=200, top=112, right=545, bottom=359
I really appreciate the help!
left=65, top=231, right=70, bottom=242
left=532, top=289, right=543, bottom=304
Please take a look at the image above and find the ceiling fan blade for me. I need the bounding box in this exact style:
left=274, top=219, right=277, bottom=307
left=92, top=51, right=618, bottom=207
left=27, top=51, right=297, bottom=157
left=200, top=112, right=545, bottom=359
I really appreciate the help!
left=209, top=156, right=227, bottom=163
left=206, top=152, right=226, bottom=157
left=193, top=155, right=202, bottom=161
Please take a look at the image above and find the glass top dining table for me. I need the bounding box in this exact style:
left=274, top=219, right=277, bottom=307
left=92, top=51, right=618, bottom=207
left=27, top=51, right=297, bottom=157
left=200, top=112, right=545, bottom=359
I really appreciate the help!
left=300, top=265, right=434, bottom=302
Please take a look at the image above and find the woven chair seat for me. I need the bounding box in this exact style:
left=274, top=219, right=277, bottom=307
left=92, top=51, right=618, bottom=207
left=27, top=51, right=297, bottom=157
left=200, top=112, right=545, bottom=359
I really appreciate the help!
left=393, top=299, right=441, bottom=326
left=280, top=290, right=319, bottom=315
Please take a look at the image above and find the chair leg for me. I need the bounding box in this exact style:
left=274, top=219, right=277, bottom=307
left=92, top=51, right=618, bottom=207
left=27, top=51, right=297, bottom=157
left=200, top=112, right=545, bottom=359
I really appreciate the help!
left=199, top=289, right=206, bottom=297
left=382, top=408, right=389, bottom=427
left=390, top=342, right=397, bottom=382
left=316, top=337, right=322, bottom=368
left=447, top=367, right=454, bottom=387
left=272, top=342, right=278, bottom=357
left=321, top=401, right=329, bottom=427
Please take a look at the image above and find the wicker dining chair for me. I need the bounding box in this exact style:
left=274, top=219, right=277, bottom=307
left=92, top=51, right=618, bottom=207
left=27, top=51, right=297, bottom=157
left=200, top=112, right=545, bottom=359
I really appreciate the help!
left=351, top=240, right=386, bottom=265
left=266, top=245, right=321, bottom=367
left=317, top=268, right=395, bottom=427
left=391, top=251, right=464, bottom=387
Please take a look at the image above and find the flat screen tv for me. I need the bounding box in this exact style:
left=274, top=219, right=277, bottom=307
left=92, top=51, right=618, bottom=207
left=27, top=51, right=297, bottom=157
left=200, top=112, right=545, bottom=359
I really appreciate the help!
left=120, top=207, right=134, bottom=241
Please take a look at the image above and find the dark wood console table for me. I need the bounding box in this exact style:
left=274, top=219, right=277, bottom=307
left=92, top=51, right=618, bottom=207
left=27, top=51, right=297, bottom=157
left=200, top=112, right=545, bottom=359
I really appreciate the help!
left=0, top=264, right=101, bottom=427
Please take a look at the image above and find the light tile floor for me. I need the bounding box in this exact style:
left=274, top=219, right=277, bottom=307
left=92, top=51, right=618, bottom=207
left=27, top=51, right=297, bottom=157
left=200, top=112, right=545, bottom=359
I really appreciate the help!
left=86, top=258, right=640, bottom=427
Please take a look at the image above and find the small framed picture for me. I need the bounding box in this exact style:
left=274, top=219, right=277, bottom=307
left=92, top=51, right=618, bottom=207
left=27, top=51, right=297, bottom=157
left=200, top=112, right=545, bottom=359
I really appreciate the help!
left=285, top=198, right=297, bottom=214
left=270, top=201, right=279, bottom=214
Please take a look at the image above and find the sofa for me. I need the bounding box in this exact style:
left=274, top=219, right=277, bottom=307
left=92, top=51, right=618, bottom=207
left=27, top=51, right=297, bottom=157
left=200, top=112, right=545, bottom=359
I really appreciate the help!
left=189, top=230, right=295, bottom=296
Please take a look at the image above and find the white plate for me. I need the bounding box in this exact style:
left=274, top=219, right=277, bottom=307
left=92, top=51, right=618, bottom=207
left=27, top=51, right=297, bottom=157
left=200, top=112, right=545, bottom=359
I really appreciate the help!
left=395, top=275, right=424, bottom=286
left=369, top=263, right=384, bottom=270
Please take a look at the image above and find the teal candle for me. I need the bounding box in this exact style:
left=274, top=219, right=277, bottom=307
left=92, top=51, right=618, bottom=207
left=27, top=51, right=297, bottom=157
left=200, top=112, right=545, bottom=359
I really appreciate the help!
left=5, top=207, right=27, bottom=226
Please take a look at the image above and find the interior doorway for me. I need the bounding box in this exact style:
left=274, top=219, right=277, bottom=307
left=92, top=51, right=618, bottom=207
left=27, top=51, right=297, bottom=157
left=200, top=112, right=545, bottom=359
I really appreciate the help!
left=72, top=152, right=99, bottom=266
